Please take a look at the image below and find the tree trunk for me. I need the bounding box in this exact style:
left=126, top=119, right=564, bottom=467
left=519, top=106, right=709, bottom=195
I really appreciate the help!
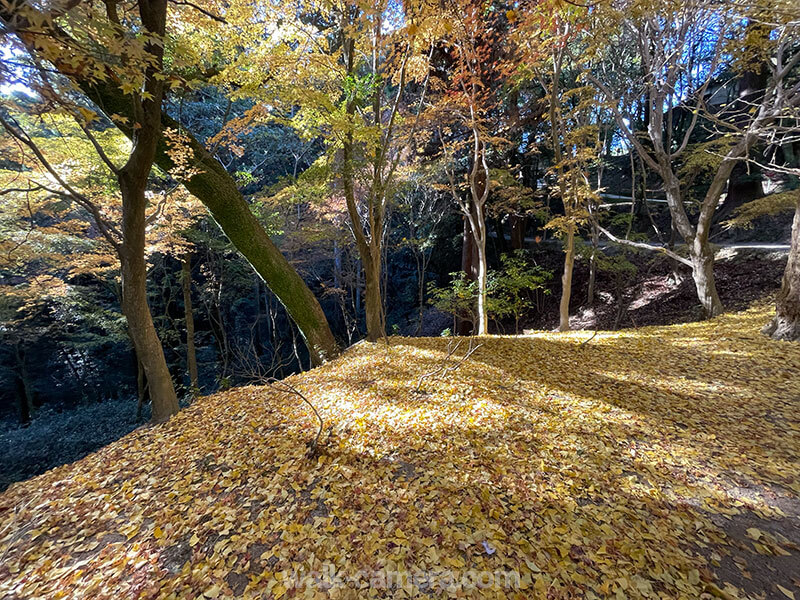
left=208, top=279, right=230, bottom=378
left=15, top=372, right=31, bottom=425
left=354, top=258, right=362, bottom=319
left=253, top=277, right=264, bottom=356
left=413, top=244, right=425, bottom=335
left=118, top=176, right=179, bottom=423
left=688, top=239, right=723, bottom=318
left=494, top=216, right=507, bottom=254
left=14, top=346, right=32, bottom=425
left=458, top=216, right=479, bottom=335
left=116, top=0, right=178, bottom=424
left=333, top=239, right=342, bottom=290
left=559, top=226, right=576, bottom=331
left=363, top=251, right=383, bottom=341
left=587, top=219, right=599, bottom=305
left=182, top=254, right=199, bottom=393
left=613, top=276, right=629, bottom=330
left=461, top=191, right=488, bottom=335
left=764, top=195, right=800, bottom=340
left=136, top=358, right=147, bottom=421
left=511, top=215, right=526, bottom=250
left=475, top=233, right=488, bottom=335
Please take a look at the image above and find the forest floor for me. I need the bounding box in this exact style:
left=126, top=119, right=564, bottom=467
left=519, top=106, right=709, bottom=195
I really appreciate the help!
left=0, top=398, right=149, bottom=492
left=1, top=302, right=799, bottom=600
left=540, top=246, right=789, bottom=333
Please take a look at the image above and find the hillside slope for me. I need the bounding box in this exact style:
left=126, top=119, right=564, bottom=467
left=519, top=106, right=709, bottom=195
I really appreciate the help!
left=1, top=305, right=799, bottom=599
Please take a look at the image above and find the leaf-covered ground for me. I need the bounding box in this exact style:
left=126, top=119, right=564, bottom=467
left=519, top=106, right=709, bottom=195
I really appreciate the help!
left=1, top=304, right=799, bottom=600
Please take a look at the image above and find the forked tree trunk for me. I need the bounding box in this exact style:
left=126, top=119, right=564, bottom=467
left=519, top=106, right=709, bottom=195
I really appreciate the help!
left=764, top=195, right=800, bottom=340
left=463, top=162, right=489, bottom=335
left=559, top=226, right=576, bottom=331
left=182, top=254, right=199, bottom=392
left=663, top=176, right=724, bottom=317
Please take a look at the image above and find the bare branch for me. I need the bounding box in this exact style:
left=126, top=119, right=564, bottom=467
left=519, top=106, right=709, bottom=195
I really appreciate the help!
left=415, top=337, right=482, bottom=392
left=595, top=223, right=693, bottom=267
left=0, top=113, right=123, bottom=250
left=267, top=378, right=325, bottom=457
left=167, top=0, right=227, bottom=23
left=76, top=118, right=120, bottom=175
left=145, top=190, right=169, bottom=226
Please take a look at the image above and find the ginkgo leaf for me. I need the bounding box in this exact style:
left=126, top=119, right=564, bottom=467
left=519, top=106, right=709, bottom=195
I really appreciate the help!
left=0, top=303, right=797, bottom=599
left=777, top=585, right=796, bottom=599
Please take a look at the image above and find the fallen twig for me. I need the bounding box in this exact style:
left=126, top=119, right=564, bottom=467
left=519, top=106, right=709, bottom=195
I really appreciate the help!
left=0, top=500, right=34, bottom=562
left=415, top=337, right=483, bottom=392
left=579, top=330, right=599, bottom=348
left=267, top=378, right=324, bottom=457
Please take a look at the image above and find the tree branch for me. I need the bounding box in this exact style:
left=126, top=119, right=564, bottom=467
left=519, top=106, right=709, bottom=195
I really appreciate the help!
left=167, top=0, right=226, bottom=23
left=595, top=222, right=692, bottom=267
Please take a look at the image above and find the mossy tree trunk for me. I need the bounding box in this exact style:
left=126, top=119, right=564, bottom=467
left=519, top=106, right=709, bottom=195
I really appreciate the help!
left=1, top=3, right=341, bottom=367
left=167, top=129, right=340, bottom=364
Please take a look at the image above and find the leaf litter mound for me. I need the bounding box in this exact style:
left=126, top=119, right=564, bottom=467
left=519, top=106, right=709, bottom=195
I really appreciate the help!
left=1, top=303, right=799, bottom=599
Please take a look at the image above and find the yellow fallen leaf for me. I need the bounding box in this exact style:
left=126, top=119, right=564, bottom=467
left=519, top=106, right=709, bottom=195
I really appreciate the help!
left=777, top=585, right=795, bottom=600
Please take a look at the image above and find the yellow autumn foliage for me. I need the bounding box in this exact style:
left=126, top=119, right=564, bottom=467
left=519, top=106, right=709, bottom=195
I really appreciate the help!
left=0, top=302, right=798, bottom=599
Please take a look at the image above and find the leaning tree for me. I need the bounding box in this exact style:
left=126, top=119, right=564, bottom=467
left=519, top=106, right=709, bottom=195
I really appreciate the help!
left=0, top=0, right=340, bottom=365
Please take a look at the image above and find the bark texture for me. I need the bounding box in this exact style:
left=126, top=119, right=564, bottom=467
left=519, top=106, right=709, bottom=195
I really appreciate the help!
left=117, top=0, right=179, bottom=423
left=559, top=227, right=575, bottom=331
left=688, top=239, right=723, bottom=320
left=764, top=195, right=800, bottom=341
left=0, top=2, right=340, bottom=367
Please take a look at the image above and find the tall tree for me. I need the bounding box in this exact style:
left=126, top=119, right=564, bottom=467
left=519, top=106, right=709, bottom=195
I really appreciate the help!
left=430, top=0, right=513, bottom=335
left=0, top=0, right=341, bottom=365
left=1, top=0, right=179, bottom=421
left=584, top=0, right=728, bottom=317
left=585, top=0, right=798, bottom=318
left=512, top=0, right=592, bottom=330
left=115, top=0, right=180, bottom=422
left=217, top=0, right=433, bottom=341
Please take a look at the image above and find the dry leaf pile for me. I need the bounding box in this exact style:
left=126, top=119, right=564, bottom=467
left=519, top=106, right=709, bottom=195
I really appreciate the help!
left=1, top=303, right=799, bottom=599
